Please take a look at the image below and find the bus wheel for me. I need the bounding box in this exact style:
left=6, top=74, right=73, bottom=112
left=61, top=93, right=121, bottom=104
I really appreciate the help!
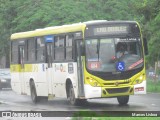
left=117, top=95, right=129, bottom=105
left=30, top=82, right=39, bottom=103
left=69, top=85, right=78, bottom=105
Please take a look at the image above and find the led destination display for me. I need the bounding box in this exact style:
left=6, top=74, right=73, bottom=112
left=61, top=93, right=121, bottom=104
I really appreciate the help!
left=94, top=26, right=128, bottom=35
left=85, top=23, right=140, bottom=37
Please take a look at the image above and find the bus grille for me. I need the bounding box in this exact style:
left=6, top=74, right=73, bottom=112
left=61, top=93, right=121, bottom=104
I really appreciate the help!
left=106, top=87, right=129, bottom=94
left=103, top=81, right=130, bottom=86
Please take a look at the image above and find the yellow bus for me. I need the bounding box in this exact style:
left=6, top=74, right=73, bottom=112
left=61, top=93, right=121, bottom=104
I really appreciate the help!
left=10, top=20, right=148, bottom=105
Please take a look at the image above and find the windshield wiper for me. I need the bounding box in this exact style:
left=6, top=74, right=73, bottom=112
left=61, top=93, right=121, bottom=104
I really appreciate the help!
left=96, top=39, right=100, bottom=61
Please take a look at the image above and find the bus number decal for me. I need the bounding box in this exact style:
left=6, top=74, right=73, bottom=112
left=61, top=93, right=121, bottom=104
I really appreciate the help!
left=135, top=87, right=144, bottom=92
left=88, top=62, right=100, bottom=69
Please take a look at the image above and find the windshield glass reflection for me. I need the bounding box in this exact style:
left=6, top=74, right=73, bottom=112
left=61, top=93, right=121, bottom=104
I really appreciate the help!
left=85, top=37, right=143, bottom=72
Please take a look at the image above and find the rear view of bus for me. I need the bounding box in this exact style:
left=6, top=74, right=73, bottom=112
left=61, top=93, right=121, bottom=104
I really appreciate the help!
left=83, top=21, right=146, bottom=105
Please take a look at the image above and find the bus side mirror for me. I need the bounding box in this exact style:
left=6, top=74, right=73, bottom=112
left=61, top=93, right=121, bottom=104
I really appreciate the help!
left=143, top=38, right=148, bottom=55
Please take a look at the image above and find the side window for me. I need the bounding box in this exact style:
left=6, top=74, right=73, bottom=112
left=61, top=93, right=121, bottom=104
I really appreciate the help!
left=24, top=40, right=28, bottom=62
left=54, top=36, right=65, bottom=61
left=36, top=37, right=45, bottom=62
left=11, top=41, right=19, bottom=63
left=66, top=35, right=73, bottom=60
left=28, top=38, right=35, bottom=62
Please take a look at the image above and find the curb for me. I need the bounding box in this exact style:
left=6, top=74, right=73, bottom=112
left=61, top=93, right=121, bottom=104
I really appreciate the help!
left=147, top=92, right=160, bottom=95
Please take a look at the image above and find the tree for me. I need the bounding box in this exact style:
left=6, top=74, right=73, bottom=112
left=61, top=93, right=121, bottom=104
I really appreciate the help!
left=0, top=0, right=18, bottom=67
left=0, top=0, right=159, bottom=67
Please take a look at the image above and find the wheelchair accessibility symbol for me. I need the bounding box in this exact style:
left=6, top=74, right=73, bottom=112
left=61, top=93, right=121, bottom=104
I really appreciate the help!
left=116, top=62, right=125, bottom=71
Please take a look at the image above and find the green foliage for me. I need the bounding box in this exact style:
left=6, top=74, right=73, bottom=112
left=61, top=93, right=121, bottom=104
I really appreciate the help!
left=0, top=0, right=160, bottom=66
left=147, top=79, right=160, bottom=93
left=132, top=0, right=160, bottom=66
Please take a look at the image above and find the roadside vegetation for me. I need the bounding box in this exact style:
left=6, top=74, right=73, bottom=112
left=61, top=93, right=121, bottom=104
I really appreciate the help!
left=72, top=111, right=159, bottom=119
left=147, top=78, right=160, bottom=93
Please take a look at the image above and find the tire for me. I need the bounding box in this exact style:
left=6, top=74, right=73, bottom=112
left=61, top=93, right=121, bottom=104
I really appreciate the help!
left=69, top=85, right=79, bottom=105
left=117, top=95, right=129, bottom=105
left=30, top=82, right=39, bottom=103
left=68, top=85, right=87, bottom=106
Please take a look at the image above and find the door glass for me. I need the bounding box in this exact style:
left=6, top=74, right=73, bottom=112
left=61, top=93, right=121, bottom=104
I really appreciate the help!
left=19, top=46, right=25, bottom=68
left=76, top=40, right=85, bottom=97
left=47, top=43, right=53, bottom=68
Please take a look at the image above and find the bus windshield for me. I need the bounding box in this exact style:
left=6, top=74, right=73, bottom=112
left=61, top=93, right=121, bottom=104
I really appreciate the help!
left=85, top=37, right=143, bottom=72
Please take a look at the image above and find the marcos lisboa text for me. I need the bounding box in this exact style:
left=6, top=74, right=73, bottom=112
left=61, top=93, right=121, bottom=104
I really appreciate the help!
left=132, top=112, right=158, bottom=117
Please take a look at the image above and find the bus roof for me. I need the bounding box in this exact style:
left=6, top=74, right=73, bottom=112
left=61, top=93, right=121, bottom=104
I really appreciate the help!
left=11, top=23, right=86, bottom=40
left=10, top=20, right=138, bottom=40
left=84, top=20, right=137, bottom=26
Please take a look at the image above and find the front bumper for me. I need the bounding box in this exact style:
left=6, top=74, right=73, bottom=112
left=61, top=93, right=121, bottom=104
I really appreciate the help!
left=84, top=80, right=146, bottom=99
left=134, top=80, right=146, bottom=94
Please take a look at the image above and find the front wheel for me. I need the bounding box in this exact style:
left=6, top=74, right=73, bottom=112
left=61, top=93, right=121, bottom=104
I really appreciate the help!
left=69, top=85, right=78, bottom=105
left=30, top=82, right=39, bottom=103
left=117, top=95, right=129, bottom=105
left=68, top=85, right=87, bottom=106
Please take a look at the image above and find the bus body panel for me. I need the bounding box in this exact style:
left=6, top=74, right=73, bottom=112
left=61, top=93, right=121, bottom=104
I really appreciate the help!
left=53, top=62, right=78, bottom=98
left=84, top=84, right=101, bottom=99
left=11, top=64, right=48, bottom=96
left=11, top=61, right=79, bottom=99
left=10, top=21, right=146, bottom=104
left=11, top=73, right=21, bottom=94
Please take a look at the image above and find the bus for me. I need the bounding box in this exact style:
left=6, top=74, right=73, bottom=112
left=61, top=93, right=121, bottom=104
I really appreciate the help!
left=10, top=20, right=148, bottom=105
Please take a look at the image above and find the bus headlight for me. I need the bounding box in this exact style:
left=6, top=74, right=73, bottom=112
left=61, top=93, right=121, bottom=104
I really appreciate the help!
left=139, top=75, right=143, bottom=80
left=86, top=77, right=100, bottom=87
left=133, top=75, right=144, bottom=85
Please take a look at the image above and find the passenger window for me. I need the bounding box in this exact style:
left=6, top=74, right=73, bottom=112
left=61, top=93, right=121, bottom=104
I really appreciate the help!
left=28, top=38, right=35, bottom=61
left=36, top=37, right=45, bottom=62
left=54, top=36, right=65, bottom=60
left=66, top=35, right=73, bottom=60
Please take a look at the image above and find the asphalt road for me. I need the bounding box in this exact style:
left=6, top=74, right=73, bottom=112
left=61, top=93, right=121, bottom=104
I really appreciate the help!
left=0, top=89, right=160, bottom=120
left=0, top=89, right=160, bottom=111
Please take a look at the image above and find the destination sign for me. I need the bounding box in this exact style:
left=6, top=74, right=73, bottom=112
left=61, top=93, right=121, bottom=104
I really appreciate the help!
left=85, top=23, right=140, bottom=37
left=94, top=26, right=128, bottom=35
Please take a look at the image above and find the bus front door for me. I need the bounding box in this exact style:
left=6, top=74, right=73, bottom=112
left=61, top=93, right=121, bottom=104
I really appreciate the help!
left=19, top=45, right=25, bottom=94
left=76, top=40, right=85, bottom=98
left=46, top=43, right=54, bottom=98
